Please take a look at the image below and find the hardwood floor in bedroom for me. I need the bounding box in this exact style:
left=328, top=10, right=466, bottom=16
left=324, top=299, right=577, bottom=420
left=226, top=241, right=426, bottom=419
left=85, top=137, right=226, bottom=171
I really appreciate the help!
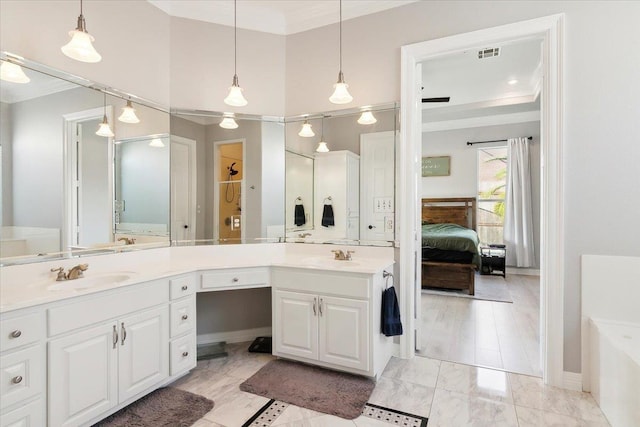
left=417, top=273, right=541, bottom=377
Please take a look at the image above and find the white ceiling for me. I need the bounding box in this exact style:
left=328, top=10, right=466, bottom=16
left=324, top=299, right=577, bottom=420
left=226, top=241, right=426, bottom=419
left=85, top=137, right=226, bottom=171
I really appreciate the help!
left=147, top=0, right=418, bottom=35
left=422, top=38, right=542, bottom=127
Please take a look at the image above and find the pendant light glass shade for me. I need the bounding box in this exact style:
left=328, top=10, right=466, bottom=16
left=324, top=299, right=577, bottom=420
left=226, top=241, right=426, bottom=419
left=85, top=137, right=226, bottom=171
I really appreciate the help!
left=149, top=138, right=165, bottom=148
left=0, top=61, right=30, bottom=84
left=329, top=0, right=353, bottom=105
left=298, top=120, right=315, bottom=138
left=118, top=100, right=140, bottom=123
left=61, top=0, right=101, bottom=63
left=357, top=111, right=377, bottom=125
left=316, top=142, right=330, bottom=153
left=96, top=116, right=114, bottom=137
left=219, top=115, right=239, bottom=129
left=224, top=0, right=247, bottom=107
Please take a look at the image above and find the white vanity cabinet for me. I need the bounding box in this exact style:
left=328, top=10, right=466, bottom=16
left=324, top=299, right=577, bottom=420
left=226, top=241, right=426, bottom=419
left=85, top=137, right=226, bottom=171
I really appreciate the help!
left=168, top=275, right=197, bottom=376
left=272, top=266, right=392, bottom=378
left=47, top=279, right=170, bottom=426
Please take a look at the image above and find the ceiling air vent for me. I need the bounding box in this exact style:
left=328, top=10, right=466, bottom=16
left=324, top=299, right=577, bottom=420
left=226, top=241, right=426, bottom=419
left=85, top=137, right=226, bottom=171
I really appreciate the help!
left=478, top=47, right=500, bottom=59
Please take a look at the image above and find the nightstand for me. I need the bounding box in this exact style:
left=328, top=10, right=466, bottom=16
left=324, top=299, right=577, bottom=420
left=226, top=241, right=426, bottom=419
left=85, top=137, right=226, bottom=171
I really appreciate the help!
left=480, top=245, right=506, bottom=278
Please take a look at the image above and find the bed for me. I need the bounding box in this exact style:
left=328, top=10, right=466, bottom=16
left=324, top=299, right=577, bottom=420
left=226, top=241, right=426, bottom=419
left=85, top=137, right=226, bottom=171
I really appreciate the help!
left=421, top=197, right=479, bottom=295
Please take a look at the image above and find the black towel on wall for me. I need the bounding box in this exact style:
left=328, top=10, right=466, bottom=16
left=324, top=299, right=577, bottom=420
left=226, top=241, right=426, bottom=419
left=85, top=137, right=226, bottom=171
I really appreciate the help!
left=294, top=204, right=306, bottom=226
left=321, top=204, right=335, bottom=227
left=381, top=286, right=403, bottom=337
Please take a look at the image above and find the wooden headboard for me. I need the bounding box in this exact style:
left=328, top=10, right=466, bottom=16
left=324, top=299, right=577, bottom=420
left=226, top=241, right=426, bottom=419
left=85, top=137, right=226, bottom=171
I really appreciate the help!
left=421, top=197, right=477, bottom=230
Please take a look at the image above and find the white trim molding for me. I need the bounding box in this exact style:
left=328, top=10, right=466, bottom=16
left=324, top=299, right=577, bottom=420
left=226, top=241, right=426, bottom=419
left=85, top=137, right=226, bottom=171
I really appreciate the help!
left=563, top=371, right=583, bottom=391
left=197, top=326, right=273, bottom=346
left=400, top=14, right=565, bottom=387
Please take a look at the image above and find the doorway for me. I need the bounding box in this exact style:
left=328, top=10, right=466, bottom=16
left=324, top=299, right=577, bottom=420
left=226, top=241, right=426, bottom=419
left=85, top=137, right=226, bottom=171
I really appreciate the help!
left=214, top=140, right=245, bottom=243
left=400, top=14, right=565, bottom=386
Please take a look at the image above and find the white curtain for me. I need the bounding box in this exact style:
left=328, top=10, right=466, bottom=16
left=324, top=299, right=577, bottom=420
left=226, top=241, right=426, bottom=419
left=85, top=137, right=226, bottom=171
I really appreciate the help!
left=504, top=137, right=535, bottom=267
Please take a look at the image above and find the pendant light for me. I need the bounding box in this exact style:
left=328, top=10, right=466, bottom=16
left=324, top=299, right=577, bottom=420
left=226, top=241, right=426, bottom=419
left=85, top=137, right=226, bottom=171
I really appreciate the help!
left=0, top=61, right=30, bottom=84
left=118, top=100, right=140, bottom=124
left=61, top=0, right=102, bottom=63
left=149, top=138, right=165, bottom=148
left=96, top=92, right=114, bottom=138
left=219, top=113, right=239, bottom=129
left=316, top=116, right=330, bottom=153
left=329, top=0, right=353, bottom=104
left=224, top=0, right=248, bottom=107
left=357, top=110, right=377, bottom=125
left=298, top=117, right=315, bottom=138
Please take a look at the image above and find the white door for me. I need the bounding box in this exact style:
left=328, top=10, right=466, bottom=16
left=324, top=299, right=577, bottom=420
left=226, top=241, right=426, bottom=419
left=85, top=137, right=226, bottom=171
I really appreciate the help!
left=171, top=136, right=197, bottom=242
left=360, top=131, right=396, bottom=242
left=274, top=290, right=318, bottom=360
left=48, top=321, right=118, bottom=427
left=318, top=296, right=369, bottom=371
left=118, top=306, right=168, bottom=402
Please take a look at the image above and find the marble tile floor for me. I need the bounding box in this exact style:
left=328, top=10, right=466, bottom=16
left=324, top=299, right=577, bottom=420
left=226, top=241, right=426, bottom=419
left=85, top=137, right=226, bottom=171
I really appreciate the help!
left=173, top=342, right=610, bottom=427
left=418, top=274, right=542, bottom=377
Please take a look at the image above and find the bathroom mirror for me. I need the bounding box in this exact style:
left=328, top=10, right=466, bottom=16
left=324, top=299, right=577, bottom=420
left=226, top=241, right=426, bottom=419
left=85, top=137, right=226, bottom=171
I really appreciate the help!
left=170, top=111, right=285, bottom=244
left=0, top=53, right=170, bottom=265
left=284, top=104, right=398, bottom=246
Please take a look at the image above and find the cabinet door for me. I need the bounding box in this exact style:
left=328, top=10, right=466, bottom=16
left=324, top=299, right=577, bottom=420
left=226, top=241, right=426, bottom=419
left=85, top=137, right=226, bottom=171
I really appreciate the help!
left=49, top=321, right=118, bottom=427
left=318, top=296, right=369, bottom=371
left=118, top=306, right=169, bottom=402
left=274, top=290, right=318, bottom=360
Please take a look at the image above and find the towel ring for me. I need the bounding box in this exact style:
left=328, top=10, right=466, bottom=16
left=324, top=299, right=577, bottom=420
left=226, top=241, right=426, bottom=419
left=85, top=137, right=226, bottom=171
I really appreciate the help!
left=383, top=271, right=394, bottom=289
left=295, top=196, right=303, bottom=205
left=323, top=196, right=333, bottom=204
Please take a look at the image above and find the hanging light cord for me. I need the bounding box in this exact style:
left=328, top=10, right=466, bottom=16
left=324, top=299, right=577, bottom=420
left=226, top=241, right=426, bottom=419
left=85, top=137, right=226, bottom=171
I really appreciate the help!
left=321, top=115, right=325, bottom=140
left=234, top=0, right=237, bottom=77
left=339, top=0, right=343, bottom=74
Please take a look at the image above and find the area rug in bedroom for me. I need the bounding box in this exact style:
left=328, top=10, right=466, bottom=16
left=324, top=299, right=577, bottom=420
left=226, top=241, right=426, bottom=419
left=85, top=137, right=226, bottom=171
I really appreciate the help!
left=239, top=359, right=375, bottom=419
left=92, top=387, right=214, bottom=427
left=422, top=274, right=513, bottom=303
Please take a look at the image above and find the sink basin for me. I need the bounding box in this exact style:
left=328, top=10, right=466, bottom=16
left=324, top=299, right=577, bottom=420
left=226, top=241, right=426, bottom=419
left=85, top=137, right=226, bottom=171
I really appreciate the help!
left=300, top=257, right=360, bottom=268
left=46, top=274, right=132, bottom=291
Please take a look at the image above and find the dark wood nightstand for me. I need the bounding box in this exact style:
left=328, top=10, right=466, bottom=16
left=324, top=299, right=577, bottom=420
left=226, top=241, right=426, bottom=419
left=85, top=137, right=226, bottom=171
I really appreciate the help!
left=480, top=245, right=506, bottom=278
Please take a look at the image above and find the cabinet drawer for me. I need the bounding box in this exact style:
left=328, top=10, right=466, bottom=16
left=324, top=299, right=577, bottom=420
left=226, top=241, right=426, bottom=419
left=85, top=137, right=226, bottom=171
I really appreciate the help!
left=48, top=279, right=169, bottom=337
left=0, top=398, right=44, bottom=427
left=200, top=267, right=269, bottom=291
left=0, top=344, right=44, bottom=411
left=0, top=311, right=45, bottom=353
left=170, top=334, right=196, bottom=376
left=170, top=297, right=196, bottom=338
left=271, top=268, right=369, bottom=299
left=170, top=275, right=196, bottom=300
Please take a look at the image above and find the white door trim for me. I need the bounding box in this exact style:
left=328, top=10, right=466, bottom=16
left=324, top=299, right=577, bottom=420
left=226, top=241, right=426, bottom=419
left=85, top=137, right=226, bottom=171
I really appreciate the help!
left=170, top=135, right=197, bottom=242
left=400, top=14, right=565, bottom=387
left=62, top=106, right=114, bottom=251
left=212, top=138, right=246, bottom=242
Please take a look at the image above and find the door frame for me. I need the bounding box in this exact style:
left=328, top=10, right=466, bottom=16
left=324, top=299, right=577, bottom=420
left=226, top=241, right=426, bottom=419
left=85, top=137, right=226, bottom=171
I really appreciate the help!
left=212, top=138, right=246, bottom=242
left=170, top=135, right=197, bottom=242
left=62, top=106, right=114, bottom=251
left=400, top=14, right=565, bottom=387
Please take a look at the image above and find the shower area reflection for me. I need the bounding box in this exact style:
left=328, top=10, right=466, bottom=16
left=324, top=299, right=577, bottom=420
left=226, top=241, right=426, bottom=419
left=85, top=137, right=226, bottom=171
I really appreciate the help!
left=215, top=141, right=244, bottom=242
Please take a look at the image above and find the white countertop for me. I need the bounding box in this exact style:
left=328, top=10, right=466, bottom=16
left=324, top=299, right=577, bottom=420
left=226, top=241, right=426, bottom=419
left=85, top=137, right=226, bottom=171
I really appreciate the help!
left=0, top=243, right=395, bottom=313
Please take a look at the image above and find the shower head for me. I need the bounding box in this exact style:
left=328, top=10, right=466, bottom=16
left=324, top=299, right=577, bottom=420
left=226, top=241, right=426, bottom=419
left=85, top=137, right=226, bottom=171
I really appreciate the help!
left=228, top=162, right=239, bottom=176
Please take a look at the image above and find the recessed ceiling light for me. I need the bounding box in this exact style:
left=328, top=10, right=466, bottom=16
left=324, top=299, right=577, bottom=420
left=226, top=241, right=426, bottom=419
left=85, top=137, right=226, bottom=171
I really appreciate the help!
left=508, top=79, right=518, bottom=85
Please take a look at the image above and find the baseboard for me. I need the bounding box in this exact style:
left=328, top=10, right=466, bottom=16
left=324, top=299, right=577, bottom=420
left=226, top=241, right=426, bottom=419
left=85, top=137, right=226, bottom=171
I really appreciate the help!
left=563, top=371, right=583, bottom=391
left=197, top=326, right=273, bottom=345
left=506, top=267, right=540, bottom=276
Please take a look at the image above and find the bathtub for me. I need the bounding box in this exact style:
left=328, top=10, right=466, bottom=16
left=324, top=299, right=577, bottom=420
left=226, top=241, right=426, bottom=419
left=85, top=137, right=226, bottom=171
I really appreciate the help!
left=589, top=318, right=640, bottom=427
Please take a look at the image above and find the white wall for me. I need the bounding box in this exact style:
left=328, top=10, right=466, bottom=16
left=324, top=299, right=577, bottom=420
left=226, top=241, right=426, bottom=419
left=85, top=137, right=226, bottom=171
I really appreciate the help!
left=0, top=102, right=12, bottom=226
left=422, top=121, right=541, bottom=267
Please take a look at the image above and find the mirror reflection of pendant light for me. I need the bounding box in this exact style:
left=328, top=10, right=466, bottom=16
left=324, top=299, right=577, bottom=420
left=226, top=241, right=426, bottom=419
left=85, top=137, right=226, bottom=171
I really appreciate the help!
left=0, top=61, right=30, bottom=84
left=329, top=0, right=353, bottom=104
left=298, top=118, right=315, bottom=138
left=96, top=92, right=114, bottom=138
left=357, top=110, right=377, bottom=125
left=219, top=113, right=239, bottom=129
left=118, top=100, right=140, bottom=124
left=316, top=116, right=330, bottom=153
left=61, top=0, right=102, bottom=63
left=224, top=0, right=248, bottom=107
left=149, top=138, right=165, bottom=148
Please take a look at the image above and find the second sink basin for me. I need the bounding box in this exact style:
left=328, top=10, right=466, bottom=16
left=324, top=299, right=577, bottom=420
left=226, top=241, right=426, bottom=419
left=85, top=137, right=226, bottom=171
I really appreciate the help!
left=47, top=273, right=132, bottom=291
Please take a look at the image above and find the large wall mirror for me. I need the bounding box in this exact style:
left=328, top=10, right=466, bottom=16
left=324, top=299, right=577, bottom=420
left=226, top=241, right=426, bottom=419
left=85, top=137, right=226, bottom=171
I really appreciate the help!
left=284, top=104, right=398, bottom=246
left=1, top=53, right=170, bottom=265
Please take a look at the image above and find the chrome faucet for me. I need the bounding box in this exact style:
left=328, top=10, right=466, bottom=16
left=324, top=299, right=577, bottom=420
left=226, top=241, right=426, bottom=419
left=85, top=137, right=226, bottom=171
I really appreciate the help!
left=118, top=237, right=136, bottom=245
left=331, top=249, right=355, bottom=261
left=51, top=264, right=89, bottom=281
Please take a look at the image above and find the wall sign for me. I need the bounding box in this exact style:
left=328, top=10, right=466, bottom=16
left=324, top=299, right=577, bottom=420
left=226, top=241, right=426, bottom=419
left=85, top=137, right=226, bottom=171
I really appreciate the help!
left=422, top=156, right=450, bottom=177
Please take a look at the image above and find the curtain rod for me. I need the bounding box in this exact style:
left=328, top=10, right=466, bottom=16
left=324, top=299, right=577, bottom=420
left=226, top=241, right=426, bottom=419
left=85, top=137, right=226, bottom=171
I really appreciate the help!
left=466, top=136, right=532, bottom=146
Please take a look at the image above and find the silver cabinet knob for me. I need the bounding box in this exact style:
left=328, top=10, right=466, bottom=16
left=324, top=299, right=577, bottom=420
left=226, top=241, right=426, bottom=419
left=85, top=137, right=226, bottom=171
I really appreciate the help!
left=182, top=351, right=189, bottom=357
left=11, top=330, right=22, bottom=338
left=181, top=285, right=188, bottom=291
left=182, top=314, right=188, bottom=320
left=12, top=376, right=23, bottom=384
left=232, top=277, right=239, bottom=282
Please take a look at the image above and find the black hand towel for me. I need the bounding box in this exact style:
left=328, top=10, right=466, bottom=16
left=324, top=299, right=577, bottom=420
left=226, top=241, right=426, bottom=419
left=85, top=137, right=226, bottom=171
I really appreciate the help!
left=294, top=204, right=306, bottom=226
left=321, top=204, right=334, bottom=227
left=381, top=286, right=403, bottom=337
